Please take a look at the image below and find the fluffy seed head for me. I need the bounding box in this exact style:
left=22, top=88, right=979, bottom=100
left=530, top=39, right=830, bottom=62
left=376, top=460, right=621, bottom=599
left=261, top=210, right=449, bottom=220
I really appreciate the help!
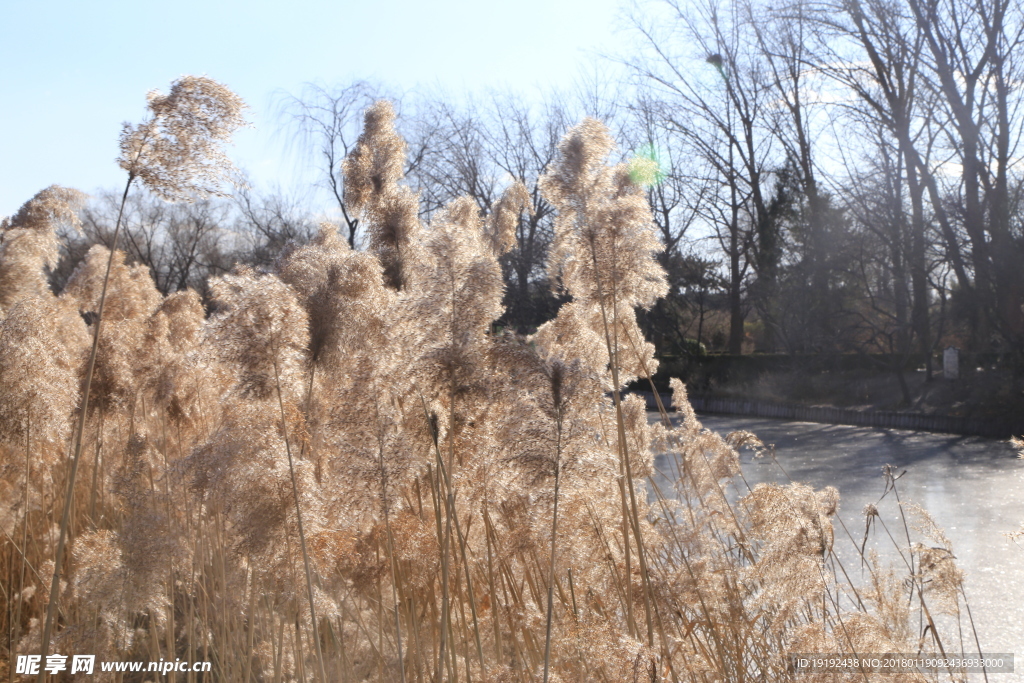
left=342, top=101, right=407, bottom=214
left=207, top=267, right=310, bottom=402
left=541, top=118, right=667, bottom=310
left=0, top=186, right=86, bottom=312
left=487, top=180, right=532, bottom=256
left=62, top=246, right=163, bottom=411
left=343, top=101, right=422, bottom=290
left=118, top=75, right=248, bottom=201
left=0, top=297, right=85, bottom=450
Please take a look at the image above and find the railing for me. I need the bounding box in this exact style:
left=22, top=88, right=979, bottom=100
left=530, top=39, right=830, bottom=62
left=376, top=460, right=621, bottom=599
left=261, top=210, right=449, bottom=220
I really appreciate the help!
left=634, top=391, right=1023, bottom=438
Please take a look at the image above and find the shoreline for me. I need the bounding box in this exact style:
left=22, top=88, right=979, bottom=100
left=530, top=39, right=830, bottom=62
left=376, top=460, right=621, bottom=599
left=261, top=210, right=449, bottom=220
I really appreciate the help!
left=634, top=390, right=1024, bottom=438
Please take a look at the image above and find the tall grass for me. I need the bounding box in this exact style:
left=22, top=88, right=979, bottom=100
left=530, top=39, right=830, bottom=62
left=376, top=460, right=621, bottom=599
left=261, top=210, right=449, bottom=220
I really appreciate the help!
left=0, top=87, right=986, bottom=682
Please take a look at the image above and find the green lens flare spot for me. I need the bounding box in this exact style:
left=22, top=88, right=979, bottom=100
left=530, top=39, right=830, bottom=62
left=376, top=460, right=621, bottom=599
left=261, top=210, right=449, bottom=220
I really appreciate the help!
left=628, top=144, right=669, bottom=187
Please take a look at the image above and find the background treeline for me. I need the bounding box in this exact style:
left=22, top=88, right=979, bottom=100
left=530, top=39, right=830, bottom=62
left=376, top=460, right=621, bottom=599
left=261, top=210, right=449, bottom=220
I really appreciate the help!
left=60, top=0, right=1024, bottom=376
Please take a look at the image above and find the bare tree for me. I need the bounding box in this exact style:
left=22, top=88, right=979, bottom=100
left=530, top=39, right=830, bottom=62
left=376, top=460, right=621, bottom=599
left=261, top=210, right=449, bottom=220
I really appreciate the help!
left=399, top=90, right=573, bottom=331
left=626, top=0, right=779, bottom=352
left=410, top=96, right=499, bottom=217
left=233, top=184, right=318, bottom=268
left=276, top=81, right=378, bottom=246
left=842, top=122, right=923, bottom=401
left=625, top=91, right=718, bottom=352
left=813, top=0, right=944, bottom=372
left=747, top=0, right=856, bottom=350
left=69, top=189, right=233, bottom=297
left=824, top=0, right=1024, bottom=355
left=906, top=0, right=1024, bottom=352
left=626, top=91, right=710, bottom=257
left=479, top=93, right=569, bottom=330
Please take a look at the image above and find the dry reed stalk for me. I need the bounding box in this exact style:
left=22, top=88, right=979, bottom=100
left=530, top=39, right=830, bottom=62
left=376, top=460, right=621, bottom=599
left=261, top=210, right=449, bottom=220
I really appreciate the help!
left=439, top=428, right=486, bottom=674
left=244, top=563, right=256, bottom=683
left=541, top=410, right=562, bottom=683
left=11, top=425, right=31, bottom=683
left=27, top=77, right=244, bottom=680
left=271, top=350, right=327, bottom=682
left=38, top=179, right=133, bottom=677
left=376, top=424, right=407, bottom=682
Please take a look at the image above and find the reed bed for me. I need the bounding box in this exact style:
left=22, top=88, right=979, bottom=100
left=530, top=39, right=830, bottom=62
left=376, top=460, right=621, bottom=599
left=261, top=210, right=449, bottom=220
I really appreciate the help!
left=0, top=79, right=986, bottom=682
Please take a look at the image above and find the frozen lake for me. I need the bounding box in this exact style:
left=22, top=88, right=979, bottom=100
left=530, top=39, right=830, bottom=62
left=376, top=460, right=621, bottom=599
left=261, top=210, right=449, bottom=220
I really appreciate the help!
left=652, top=412, right=1024, bottom=673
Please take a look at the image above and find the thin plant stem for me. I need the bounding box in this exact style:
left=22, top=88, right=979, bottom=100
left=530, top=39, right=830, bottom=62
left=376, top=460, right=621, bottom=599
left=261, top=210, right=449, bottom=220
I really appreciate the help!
left=271, top=347, right=327, bottom=683
left=38, top=175, right=134, bottom=680
left=542, top=412, right=563, bottom=683
left=12, top=414, right=30, bottom=683
left=373, top=390, right=407, bottom=683
left=587, top=235, right=655, bottom=647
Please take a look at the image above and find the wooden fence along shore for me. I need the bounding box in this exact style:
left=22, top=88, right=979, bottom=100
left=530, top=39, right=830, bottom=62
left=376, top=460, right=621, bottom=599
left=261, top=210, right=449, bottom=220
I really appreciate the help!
left=636, top=391, right=1024, bottom=438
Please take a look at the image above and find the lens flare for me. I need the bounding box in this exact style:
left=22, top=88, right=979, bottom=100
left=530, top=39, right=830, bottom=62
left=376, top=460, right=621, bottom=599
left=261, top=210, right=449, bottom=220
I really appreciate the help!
left=628, top=143, right=669, bottom=187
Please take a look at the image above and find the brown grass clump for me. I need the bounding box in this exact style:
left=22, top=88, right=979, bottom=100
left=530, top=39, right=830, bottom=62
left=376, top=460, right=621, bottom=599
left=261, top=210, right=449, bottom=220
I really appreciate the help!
left=0, top=89, right=987, bottom=683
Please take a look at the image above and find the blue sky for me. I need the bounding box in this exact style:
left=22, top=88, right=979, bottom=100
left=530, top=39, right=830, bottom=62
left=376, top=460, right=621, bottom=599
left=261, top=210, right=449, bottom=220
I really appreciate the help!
left=0, top=0, right=632, bottom=216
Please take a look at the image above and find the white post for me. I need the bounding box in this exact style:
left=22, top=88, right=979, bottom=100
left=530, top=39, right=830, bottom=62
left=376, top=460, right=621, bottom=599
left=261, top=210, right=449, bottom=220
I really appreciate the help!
left=943, top=346, right=959, bottom=380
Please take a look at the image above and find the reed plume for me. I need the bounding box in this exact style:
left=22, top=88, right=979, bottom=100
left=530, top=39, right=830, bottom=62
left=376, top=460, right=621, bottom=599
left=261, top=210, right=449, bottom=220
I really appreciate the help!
left=36, top=76, right=247, bottom=674
left=343, top=100, right=422, bottom=291
left=0, top=186, right=86, bottom=314
left=118, top=76, right=248, bottom=201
